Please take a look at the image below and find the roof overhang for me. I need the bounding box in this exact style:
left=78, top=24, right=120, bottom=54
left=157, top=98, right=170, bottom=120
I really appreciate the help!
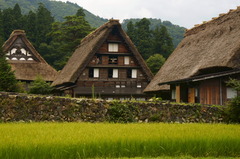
left=158, top=69, right=240, bottom=86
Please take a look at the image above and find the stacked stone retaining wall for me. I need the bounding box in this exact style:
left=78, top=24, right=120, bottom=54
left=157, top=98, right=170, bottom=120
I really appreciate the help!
left=0, top=92, right=226, bottom=123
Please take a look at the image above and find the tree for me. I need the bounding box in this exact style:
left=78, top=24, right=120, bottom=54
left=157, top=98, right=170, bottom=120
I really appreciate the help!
left=23, top=11, right=37, bottom=43
left=134, top=18, right=153, bottom=59
left=29, top=75, right=53, bottom=95
left=76, top=8, right=85, bottom=17
left=126, top=21, right=135, bottom=42
left=153, top=25, right=174, bottom=58
left=44, top=11, right=93, bottom=70
left=146, top=54, right=166, bottom=75
left=35, top=3, right=54, bottom=47
left=226, top=78, right=240, bottom=123
left=0, top=46, right=18, bottom=92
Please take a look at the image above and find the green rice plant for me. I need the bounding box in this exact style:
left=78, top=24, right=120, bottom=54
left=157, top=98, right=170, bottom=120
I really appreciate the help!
left=0, top=123, right=239, bottom=159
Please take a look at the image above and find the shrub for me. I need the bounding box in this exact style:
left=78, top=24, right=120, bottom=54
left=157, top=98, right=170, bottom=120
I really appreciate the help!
left=107, top=101, right=137, bottom=123
left=226, top=78, right=240, bottom=123
left=29, top=76, right=53, bottom=95
left=226, top=96, right=240, bottom=123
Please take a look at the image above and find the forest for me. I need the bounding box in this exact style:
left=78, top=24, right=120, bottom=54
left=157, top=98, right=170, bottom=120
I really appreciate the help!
left=0, top=2, right=182, bottom=73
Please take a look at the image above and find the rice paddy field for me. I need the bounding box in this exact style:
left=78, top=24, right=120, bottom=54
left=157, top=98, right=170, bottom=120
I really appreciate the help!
left=0, top=123, right=239, bottom=159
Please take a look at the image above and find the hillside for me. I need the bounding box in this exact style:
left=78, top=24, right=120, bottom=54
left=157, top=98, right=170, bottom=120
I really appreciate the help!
left=0, top=0, right=185, bottom=47
left=122, top=18, right=186, bottom=47
left=0, top=0, right=107, bottom=28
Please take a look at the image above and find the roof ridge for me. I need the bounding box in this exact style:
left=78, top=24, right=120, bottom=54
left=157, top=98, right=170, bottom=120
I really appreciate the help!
left=80, top=19, right=120, bottom=46
left=185, top=6, right=240, bottom=36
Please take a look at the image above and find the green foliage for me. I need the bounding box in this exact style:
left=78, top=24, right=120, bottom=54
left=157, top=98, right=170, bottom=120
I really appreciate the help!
left=123, top=18, right=186, bottom=48
left=226, top=78, right=240, bottom=123
left=0, top=0, right=107, bottom=27
left=146, top=54, right=166, bottom=74
left=227, top=78, right=240, bottom=91
left=29, top=76, right=52, bottom=95
left=45, top=13, right=93, bottom=69
left=0, top=44, right=19, bottom=92
left=130, top=18, right=154, bottom=59
left=107, top=101, right=137, bottom=123
left=0, top=57, right=18, bottom=92
left=126, top=18, right=175, bottom=60
left=153, top=25, right=174, bottom=58
left=226, top=96, right=240, bottom=123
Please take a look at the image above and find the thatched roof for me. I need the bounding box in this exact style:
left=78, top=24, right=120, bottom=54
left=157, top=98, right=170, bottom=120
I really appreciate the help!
left=144, top=6, right=240, bottom=92
left=3, top=30, right=57, bottom=82
left=52, top=19, right=153, bottom=87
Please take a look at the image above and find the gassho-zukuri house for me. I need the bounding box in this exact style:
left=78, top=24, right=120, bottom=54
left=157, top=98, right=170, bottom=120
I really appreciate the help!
left=52, top=19, right=153, bottom=100
left=3, top=30, right=57, bottom=85
left=144, top=6, right=240, bottom=105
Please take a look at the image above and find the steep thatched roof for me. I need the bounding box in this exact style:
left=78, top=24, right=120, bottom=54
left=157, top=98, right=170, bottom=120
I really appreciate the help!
left=144, top=6, right=240, bottom=92
left=52, top=19, right=153, bottom=87
left=3, top=30, right=57, bottom=82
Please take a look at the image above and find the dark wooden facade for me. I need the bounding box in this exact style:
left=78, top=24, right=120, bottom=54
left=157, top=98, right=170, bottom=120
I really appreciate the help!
left=169, top=70, right=240, bottom=105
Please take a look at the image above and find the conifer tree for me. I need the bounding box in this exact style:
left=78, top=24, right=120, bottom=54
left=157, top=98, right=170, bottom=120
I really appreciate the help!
left=35, top=3, right=54, bottom=46
left=134, top=18, right=153, bottom=59
left=0, top=44, right=18, bottom=92
left=153, top=25, right=174, bottom=58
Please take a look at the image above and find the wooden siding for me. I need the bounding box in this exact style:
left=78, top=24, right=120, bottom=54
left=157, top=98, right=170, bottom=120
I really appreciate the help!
left=176, top=86, right=180, bottom=103
left=199, top=79, right=221, bottom=105
left=188, top=88, right=195, bottom=103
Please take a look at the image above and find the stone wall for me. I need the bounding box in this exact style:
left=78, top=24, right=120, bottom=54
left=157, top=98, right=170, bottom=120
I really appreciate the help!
left=0, top=92, right=226, bottom=123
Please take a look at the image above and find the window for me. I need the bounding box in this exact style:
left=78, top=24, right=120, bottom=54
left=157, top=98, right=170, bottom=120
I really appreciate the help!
left=108, top=43, right=118, bottom=52
left=132, top=69, right=137, bottom=78
left=89, top=68, right=93, bottom=78
left=172, top=89, right=176, bottom=100
left=127, top=69, right=132, bottom=78
left=89, top=68, right=99, bottom=78
left=227, top=87, right=237, bottom=99
left=94, top=68, right=99, bottom=78
left=109, top=55, right=118, bottom=64
left=108, top=69, right=113, bottom=78
left=113, top=69, right=118, bottom=78
left=137, top=84, right=141, bottom=88
left=127, top=69, right=137, bottom=78
left=124, top=56, right=130, bottom=65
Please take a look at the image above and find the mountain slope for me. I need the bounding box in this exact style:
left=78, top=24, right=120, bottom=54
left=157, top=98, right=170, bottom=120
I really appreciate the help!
left=0, top=0, right=107, bottom=28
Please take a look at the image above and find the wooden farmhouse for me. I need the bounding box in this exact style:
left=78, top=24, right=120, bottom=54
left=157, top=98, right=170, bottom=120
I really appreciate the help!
left=144, top=7, right=240, bottom=105
left=52, top=19, right=153, bottom=99
left=3, top=30, right=57, bottom=85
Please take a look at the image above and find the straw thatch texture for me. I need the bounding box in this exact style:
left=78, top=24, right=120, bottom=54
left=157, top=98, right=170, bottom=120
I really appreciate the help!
left=9, top=62, right=58, bottom=81
left=144, top=7, right=240, bottom=92
left=3, top=30, right=57, bottom=82
left=52, top=20, right=153, bottom=87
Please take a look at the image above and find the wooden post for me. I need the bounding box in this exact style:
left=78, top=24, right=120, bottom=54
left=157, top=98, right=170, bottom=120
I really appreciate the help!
left=188, top=88, right=195, bottom=103
left=176, top=85, right=181, bottom=103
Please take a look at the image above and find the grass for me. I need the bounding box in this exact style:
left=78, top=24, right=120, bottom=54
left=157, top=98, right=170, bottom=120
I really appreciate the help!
left=0, top=123, right=239, bottom=158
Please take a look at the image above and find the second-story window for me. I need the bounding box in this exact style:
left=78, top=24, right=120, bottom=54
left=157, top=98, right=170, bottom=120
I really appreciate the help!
left=127, top=69, right=137, bottom=78
left=89, top=68, right=99, bottom=78
left=108, top=43, right=118, bottom=52
left=108, top=68, right=118, bottom=78
left=124, top=56, right=130, bottom=65
left=109, top=55, right=118, bottom=64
